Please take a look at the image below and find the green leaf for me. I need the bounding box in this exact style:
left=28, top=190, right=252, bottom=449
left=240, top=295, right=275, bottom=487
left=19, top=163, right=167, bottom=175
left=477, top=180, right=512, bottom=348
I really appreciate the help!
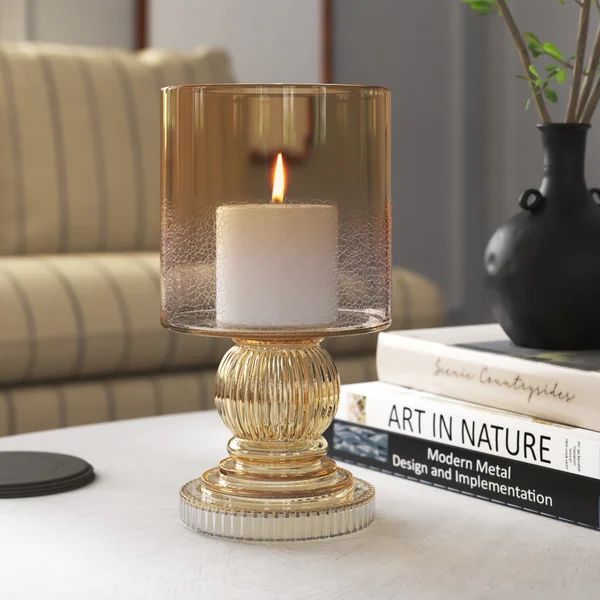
left=528, top=44, right=542, bottom=58
left=542, top=42, right=565, bottom=62
left=544, top=88, right=558, bottom=103
left=528, top=64, right=540, bottom=79
left=544, top=64, right=567, bottom=84
left=524, top=32, right=542, bottom=45
left=462, top=0, right=497, bottom=14
left=524, top=33, right=567, bottom=64
left=525, top=33, right=543, bottom=58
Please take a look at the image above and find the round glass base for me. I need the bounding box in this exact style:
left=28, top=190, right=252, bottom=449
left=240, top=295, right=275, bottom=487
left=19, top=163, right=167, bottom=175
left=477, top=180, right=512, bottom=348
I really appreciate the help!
left=179, top=477, right=375, bottom=542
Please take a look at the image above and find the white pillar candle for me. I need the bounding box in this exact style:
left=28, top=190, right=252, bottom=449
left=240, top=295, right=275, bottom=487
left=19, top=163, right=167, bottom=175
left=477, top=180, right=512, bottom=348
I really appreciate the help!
left=216, top=203, right=338, bottom=327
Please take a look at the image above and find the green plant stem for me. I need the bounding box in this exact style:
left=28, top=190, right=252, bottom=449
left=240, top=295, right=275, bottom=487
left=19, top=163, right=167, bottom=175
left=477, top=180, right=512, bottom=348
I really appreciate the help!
left=577, top=23, right=600, bottom=120
left=553, top=57, right=574, bottom=70
left=567, top=0, right=591, bottom=121
left=496, top=0, right=551, bottom=123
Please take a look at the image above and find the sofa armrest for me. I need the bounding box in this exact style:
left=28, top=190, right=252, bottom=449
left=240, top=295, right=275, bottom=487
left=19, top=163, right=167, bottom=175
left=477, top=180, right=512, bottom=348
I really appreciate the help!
left=324, top=267, right=444, bottom=360
left=391, top=267, right=445, bottom=330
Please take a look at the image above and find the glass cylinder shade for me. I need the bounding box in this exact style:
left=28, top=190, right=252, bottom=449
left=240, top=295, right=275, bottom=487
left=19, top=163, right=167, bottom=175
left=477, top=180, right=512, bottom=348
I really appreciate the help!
left=161, top=84, right=391, bottom=339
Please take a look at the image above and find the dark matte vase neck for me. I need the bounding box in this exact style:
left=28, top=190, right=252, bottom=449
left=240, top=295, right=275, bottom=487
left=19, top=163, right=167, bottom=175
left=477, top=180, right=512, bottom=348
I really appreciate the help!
left=539, top=124, right=589, bottom=177
left=538, top=123, right=590, bottom=204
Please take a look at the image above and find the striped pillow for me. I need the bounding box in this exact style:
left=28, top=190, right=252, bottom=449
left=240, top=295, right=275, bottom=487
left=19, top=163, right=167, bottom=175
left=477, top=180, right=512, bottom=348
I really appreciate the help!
left=0, top=43, right=234, bottom=256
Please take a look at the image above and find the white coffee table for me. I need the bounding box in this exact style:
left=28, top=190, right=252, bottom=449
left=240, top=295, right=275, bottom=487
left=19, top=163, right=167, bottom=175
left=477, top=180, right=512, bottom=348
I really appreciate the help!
left=1, top=411, right=599, bottom=599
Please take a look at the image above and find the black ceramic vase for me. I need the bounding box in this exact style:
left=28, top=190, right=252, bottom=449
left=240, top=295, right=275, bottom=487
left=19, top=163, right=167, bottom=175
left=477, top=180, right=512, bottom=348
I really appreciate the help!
left=485, top=123, right=600, bottom=349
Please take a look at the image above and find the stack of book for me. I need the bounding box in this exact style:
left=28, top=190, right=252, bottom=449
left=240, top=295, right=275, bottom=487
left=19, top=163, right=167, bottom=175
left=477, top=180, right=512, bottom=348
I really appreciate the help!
left=325, top=324, right=600, bottom=530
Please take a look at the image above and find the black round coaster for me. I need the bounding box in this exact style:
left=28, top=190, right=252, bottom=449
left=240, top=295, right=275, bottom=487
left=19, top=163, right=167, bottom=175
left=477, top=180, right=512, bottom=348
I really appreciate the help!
left=0, top=452, right=95, bottom=498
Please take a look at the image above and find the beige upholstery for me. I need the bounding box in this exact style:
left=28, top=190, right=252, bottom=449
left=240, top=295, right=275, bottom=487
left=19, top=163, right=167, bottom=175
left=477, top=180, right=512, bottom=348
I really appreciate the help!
left=0, top=43, right=444, bottom=436
left=0, top=370, right=216, bottom=437
left=325, top=268, right=444, bottom=358
left=0, top=44, right=233, bottom=255
left=0, top=355, right=380, bottom=437
left=0, top=258, right=441, bottom=435
left=0, top=253, right=442, bottom=388
left=0, top=253, right=228, bottom=386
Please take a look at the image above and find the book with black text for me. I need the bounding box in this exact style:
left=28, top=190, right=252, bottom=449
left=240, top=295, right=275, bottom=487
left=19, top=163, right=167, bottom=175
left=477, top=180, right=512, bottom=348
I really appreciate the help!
left=376, top=324, right=600, bottom=430
left=326, top=383, right=600, bottom=529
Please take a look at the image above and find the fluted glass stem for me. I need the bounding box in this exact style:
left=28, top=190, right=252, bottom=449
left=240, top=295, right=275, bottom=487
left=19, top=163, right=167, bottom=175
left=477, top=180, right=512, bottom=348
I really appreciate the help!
left=179, top=338, right=375, bottom=541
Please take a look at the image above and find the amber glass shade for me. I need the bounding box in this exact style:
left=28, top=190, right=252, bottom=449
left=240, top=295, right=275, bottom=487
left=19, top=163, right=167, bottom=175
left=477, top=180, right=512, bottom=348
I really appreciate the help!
left=161, top=84, right=391, bottom=339
left=161, top=84, right=391, bottom=541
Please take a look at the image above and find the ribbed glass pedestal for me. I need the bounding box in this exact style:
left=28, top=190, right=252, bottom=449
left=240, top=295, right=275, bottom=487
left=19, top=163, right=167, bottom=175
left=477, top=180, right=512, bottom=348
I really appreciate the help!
left=180, top=477, right=375, bottom=541
left=177, top=339, right=376, bottom=542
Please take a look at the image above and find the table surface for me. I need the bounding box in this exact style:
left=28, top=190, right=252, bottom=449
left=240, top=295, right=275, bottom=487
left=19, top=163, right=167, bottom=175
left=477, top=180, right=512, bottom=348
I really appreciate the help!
left=1, top=411, right=599, bottom=600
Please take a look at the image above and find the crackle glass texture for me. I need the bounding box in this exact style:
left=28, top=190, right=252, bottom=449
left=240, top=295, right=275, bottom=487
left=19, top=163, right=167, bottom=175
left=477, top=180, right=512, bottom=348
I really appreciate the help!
left=161, top=84, right=391, bottom=338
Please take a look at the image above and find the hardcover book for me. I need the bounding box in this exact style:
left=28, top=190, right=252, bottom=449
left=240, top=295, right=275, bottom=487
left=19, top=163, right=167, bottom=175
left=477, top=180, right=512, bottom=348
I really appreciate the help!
left=376, top=324, right=600, bottom=430
left=326, top=382, right=600, bottom=530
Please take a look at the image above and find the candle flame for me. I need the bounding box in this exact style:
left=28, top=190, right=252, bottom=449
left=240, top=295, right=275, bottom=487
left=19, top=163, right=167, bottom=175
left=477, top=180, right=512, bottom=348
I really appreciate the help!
left=271, top=152, right=286, bottom=203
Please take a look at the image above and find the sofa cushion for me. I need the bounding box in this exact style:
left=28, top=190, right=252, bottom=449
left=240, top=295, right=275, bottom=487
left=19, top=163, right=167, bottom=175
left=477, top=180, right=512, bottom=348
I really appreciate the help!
left=0, top=253, right=443, bottom=387
left=0, top=369, right=217, bottom=436
left=0, top=252, right=230, bottom=386
left=0, top=43, right=234, bottom=256
left=0, top=355, right=379, bottom=436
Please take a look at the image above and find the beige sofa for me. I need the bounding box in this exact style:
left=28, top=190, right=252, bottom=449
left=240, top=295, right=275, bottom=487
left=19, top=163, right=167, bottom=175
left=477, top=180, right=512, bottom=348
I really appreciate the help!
left=0, top=43, right=444, bottom=436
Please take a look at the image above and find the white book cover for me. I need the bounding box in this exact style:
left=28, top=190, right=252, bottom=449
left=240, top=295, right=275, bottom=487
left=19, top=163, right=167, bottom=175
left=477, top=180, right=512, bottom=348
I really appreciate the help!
left=337, top=381, right=600, bottom=479
left=376, top=324, right=600, bottom=431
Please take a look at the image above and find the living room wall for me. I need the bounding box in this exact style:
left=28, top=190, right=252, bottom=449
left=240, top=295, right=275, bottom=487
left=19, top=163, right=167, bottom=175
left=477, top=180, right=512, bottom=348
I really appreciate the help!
left=0, top=0, right=135, bottom=48
left=149, top=0, right=321, bottom=83
left=332, top=0, right=469, bottom=321
left=334, top=0, right=600, bottom=324
left=1, top=0, right=593, bottom=325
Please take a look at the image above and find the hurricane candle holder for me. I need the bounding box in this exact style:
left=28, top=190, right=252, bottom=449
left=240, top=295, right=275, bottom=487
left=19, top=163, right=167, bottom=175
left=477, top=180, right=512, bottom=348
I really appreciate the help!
left=161, top=84, right=391, bottom=541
